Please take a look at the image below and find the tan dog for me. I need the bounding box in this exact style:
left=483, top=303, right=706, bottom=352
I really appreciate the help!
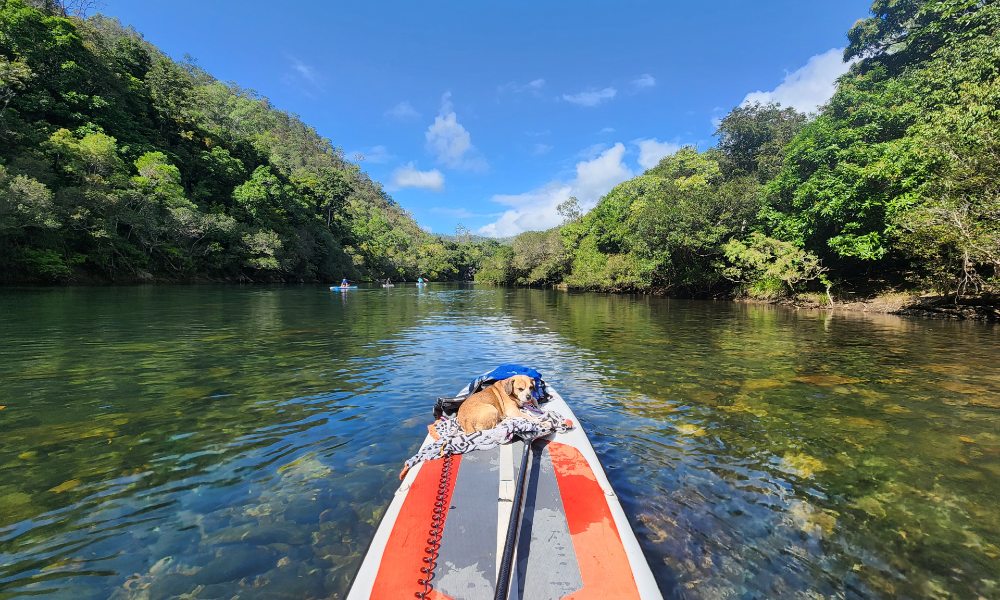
left=456, top=375, right=537, bottom=434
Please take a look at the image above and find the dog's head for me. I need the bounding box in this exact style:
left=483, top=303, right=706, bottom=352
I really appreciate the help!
left=502, top=375, right=536, bottom=407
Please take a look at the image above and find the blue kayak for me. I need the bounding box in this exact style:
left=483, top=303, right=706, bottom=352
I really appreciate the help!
left=330, top=286, right=359, bottom=291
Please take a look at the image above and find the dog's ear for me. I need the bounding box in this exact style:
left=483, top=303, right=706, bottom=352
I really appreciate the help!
left=503, top=377, right=514, bottom=397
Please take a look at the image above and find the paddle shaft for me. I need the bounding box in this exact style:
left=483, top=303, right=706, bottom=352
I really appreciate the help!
left=494, top=436, right=535, bottom=600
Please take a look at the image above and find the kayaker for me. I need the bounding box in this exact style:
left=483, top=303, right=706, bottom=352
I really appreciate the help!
left=340, top=278, right=350, bottom=288
left=417, top=276, right=424, bottom=284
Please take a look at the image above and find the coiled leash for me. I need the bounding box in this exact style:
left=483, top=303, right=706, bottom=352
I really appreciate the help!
left=415, top=453, right=454, bottom=599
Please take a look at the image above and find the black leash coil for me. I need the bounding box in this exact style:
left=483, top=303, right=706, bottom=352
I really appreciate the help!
left=416, top=453, right=454, bottom=599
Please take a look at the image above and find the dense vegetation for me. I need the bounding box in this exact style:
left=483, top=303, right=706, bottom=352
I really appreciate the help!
left=3, top=0, right=996, bottom=300
left=0, top=0, right=482, bottom=283
left=477, top=0, right=999, bottom=301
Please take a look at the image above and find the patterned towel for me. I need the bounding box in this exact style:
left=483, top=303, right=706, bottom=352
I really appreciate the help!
left=399, top=410, right=573, bottom=479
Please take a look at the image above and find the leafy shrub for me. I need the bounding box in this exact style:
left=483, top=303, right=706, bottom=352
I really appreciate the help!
left=723, top=233, right=830, bottom=300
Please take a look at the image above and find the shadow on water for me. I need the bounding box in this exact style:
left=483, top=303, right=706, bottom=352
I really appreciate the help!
left=0, top=285, right=997, bottom=598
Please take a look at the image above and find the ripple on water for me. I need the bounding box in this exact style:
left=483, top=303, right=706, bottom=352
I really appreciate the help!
left=0, top=286, right=998, bottom=598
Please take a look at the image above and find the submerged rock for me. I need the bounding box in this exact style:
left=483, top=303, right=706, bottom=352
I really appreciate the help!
left=254, top=565, right=328, bottom=599
left=194, top=546, right=277, bottom=585
left=779, top=452, right=826, bottom=478
left=48, top=479, right=82, bottom=493
left=284, top=498, right=322, bottom=524
left=207, top=522, right=307, bottom=547
left=145, top=573, right=198, bottom=600
left=241, top=524, right=309, bottom=546
left=278, top=455, right=333, bottom=483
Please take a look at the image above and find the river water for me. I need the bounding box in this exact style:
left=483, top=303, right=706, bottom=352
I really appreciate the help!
left=0, top=285, right=997, bottom=599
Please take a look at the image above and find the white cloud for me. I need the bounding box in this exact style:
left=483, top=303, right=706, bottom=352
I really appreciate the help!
left=425, top=93, right=487, bottom=171
left=576, top=142, right=611, bottom=160
left=390, top=163, right=444, bottom=191
left=599, top=127, right=616, bottom=134
left=478, top=183, right=573, bottom=238
left=289, top=57, right=319, bottom=85
left=478, top=143, right=633, bottom=237
left=499, top=78, right=546, bottom=94
left=634, top=138, right=682, bottom=170
left=350, top=145, right=393, bottom=164
left=631, top=74, right=656, bottom=90
left=708, top=106, right=728, bottom=130
left=741, top=48, right=851, bottom=114
left=562, top=87, right=617, bottom=107
left=283, top=56, right=323, bottom=95
left=426, top=100, right=468, bottom=163
left=573, top=143, right=632, bottom=202
left=386, top=101, right=420, bottom=120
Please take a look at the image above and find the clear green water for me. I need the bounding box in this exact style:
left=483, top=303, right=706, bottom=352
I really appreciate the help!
left=0, top=285, right=997, bottom=599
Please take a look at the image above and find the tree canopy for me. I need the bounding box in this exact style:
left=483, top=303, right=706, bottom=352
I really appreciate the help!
left=478, top=0, right=999, bottom=300
left=0, top=0, right=480, bottom=283
left=3, top=0, right=996, bottom=298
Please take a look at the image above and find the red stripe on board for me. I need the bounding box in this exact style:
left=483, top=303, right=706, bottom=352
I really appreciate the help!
left=370, top=455, right=461, bottom=600
left=548, top=441, right=642, bottom=600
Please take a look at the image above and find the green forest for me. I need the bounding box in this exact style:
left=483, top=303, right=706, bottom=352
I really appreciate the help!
left=1, top=0, right=997, bottom=301
left=0, top=0, right=494, bottom=283
left=476, top=0, right=999, bottom=302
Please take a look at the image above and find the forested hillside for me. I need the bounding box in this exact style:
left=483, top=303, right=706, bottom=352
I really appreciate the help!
left=0, top=0, right=479, bottom=283
left=4, top=0, right=996, bottom=299
left=478, top=0, right=999, bottom=301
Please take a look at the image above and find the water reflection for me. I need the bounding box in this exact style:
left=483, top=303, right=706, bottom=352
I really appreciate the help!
left=499, top=294, right=1000, bottom=598
left=0, top=286, right=997, bottom=598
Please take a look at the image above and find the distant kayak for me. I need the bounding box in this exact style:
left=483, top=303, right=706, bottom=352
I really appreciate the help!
left=330, top=286, right=359, bottom=291
left=382, top=284, right=395, bottom=288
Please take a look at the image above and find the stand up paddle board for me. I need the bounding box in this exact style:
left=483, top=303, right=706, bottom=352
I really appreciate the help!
left=348, top=384, right=662, bottom=599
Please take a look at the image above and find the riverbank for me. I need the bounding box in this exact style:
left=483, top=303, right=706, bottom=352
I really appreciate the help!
left=5, top=276, right=997, bottom=321
left=554, top=282, right=1000, bottom=322
left=782, top=291, right=1000, bottom=322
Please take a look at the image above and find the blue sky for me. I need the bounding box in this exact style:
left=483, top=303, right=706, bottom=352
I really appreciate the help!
left=98, top=0, right=872, bottom=237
